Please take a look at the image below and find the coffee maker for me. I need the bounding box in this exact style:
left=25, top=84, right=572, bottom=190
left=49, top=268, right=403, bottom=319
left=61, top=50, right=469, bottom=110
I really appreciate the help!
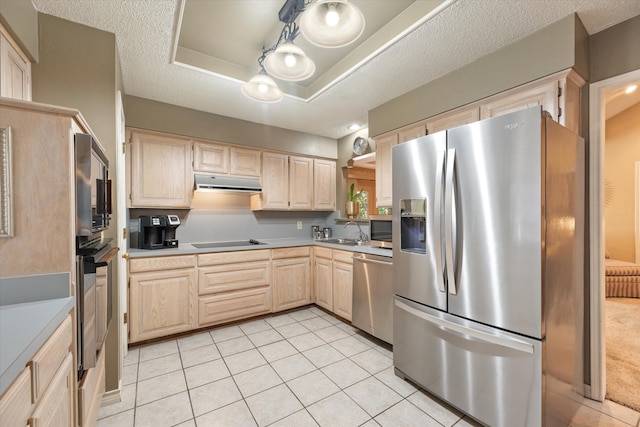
left=138, top=215, right=180, bottom=249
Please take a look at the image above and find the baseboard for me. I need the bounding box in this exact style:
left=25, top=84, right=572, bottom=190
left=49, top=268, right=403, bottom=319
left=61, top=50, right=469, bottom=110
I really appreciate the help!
left=101, top=387, right=123, bottom=406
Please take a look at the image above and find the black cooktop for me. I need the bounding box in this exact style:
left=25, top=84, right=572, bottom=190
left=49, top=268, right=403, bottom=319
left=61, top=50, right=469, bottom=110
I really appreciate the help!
left=192, top=239, right=266, bottom=249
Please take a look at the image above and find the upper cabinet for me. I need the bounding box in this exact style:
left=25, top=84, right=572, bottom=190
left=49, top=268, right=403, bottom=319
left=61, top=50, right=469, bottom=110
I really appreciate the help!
left=397, top=122, right=426, bottom=143
left=313, top=159, right=336, bottom=210
left=374, top=133, right=398, bottom=208
left=372, top=69, right=585, bottom=208
left=479, top=69, right=584, bottom=135
left=0, top=25, right=31, bottom=101
left=128, top=129, right=193, bottom=208
left=252, top=152, right=336, bottom=211
left=194, top=140, right=261, bottom=178
left=426, top=106, right=480, bottom=134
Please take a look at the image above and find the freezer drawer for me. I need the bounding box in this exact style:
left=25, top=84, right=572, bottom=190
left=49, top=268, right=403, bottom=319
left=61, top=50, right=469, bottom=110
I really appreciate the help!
left=393, top=296, right=542, bottom=427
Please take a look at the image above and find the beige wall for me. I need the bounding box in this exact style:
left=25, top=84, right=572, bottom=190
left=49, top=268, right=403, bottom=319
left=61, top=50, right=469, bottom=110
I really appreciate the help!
left=590, top=14, right=640, bottom=84
left=604, top=102, right=640, bottom=262
left=124, top=95, right=338, bottom=159
left=368, top=14, right=588, bottom=137
left=0, top=0, right=38, bottom=61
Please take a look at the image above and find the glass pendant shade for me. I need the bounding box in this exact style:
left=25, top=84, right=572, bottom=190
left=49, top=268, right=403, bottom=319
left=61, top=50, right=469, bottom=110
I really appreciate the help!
left=300, top=0, right=365, bottom=48
left=263, top=41, right=316, bottom=81
left=241, top=70, right=284, bottom=103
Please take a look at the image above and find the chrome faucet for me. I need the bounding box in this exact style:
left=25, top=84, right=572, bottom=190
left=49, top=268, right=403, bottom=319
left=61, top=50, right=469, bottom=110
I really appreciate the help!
left=344, top=221, right=369, bottom=243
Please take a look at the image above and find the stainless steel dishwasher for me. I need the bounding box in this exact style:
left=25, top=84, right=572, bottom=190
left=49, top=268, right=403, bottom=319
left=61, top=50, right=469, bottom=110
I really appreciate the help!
left=352, top=252, right=393, bottom=344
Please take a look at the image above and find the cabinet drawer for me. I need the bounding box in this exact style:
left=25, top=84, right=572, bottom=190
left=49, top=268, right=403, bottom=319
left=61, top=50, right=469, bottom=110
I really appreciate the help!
left=29, top=353, right=74, bottom=427
left=314, top=247, right=332, bottom=260
left=272, top=246, right=310, bottom=259
left=78, top=347, right=105, bottom=426
left=199, top=287, right=271, bottom=326
left=30, top=315, right=72, bottom=401
left=0, top=367, right=32, bottom=427
left=333, top=250, right=354, bottom=264
left=198, top=249, right=270, bottom=266
left=130, top=255, right=196, bottom=273
left=199, top=262, right=271, bottom=295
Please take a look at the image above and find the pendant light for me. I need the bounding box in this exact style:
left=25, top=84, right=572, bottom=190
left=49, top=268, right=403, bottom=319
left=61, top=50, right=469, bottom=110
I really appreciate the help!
left=264, top=40, right=316, bottom=81
left=241, top=69, right=284, bottom=103
left=300, top=0, right=365, bottom=48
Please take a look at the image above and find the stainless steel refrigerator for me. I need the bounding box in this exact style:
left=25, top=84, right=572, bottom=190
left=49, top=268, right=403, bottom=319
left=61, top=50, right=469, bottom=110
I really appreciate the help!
left=392, top=107, right=585, bottom=427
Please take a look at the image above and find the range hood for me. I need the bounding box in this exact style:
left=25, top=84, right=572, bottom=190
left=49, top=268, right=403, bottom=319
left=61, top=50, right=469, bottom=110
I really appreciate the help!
left=194, top=174, right=262, bottom=194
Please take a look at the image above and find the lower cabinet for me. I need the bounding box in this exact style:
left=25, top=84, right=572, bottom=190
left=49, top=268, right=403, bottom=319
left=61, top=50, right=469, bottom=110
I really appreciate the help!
left=0, top=314, right=75, bottom=427
left=198, top=250, right=272, bottom=327
left=314, top=248, right=354, bottom=321
left=128, top=255, right=197, bottom=343
left=272, top=247, right=312, bottom=312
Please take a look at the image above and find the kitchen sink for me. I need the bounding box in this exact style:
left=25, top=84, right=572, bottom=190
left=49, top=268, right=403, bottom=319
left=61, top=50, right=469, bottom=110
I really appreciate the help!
left=321, top=238, right=365, bottom=246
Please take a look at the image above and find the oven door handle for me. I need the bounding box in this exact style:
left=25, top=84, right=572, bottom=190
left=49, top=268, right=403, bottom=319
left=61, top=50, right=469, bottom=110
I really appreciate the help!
left=96, top=247, right=120, bottom=265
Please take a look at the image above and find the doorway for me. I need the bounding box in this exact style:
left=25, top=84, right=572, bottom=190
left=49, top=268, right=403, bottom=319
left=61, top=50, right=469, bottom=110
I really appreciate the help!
left=588, top=68, right=640, bottom=402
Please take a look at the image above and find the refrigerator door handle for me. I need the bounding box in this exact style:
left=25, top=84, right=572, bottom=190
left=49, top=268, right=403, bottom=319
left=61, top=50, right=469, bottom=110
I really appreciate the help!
left=434, top=149, right=446, bottom=293
left=444, top=148, right=457, bottom=295
left=395, top=299, right=534, bottom=354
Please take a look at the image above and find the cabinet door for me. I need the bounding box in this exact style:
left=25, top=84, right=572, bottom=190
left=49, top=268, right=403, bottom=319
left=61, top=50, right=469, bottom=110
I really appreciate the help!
left=0, top=31, right=31, bottom=101
left=333, top=261, right=353, bottom=321
left=129, top=268, right=196, bottom=343
left=261, top=152, right=290, bottom=209
left=375, top=133, right=398, bottom=208
left=426, top=106, right=480, bottom=134
left=193, top=140, right=229, bottom=174
left=272, top=257, right=311, bottom=312
left=230, top=147, right=261, bottom=177
left=398, top=122, right=426, bottom=143
left=289, top=156, right=313, bottom=210
left=130, top=130, right=193, bottom=208
left=480, top=81, right=558, bottom=121
left=313, top=159, right=336, bottom=210
left=0, top=367, right=32, bottom=427
left=29, top=354, right=74, bottom=427
left=314, top=258, right=333, bottom=311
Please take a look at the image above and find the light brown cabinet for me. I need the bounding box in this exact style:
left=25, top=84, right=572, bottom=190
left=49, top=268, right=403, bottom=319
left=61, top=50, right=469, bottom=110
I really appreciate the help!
left=272, top=247, right=312, bottom=312
left=0, top=314, right=74, bottom=427
left=128, top=129, right=193, bottom=208
left=0, top=25, right=31, bottom=101
left=313, top=159, right=336, bottom=210
left=313, top=248, right=353, bottom=321
left=289, top=156, right=314, bottom=210
left=128, top=255, right=197, bottom=343
left=197, top=250, right=271, bottom=326
left=194, top=140, right=261, bottom=178
left=374, top=133, right=398, bottom=208
left=397, top=122, right=426, bottom=143
left=253, top=152, right=336, bottom=211
left=426, top=106, right=480, bottom=134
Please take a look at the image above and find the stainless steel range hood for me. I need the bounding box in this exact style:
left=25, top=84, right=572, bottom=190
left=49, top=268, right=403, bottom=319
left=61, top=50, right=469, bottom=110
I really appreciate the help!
left=194, top=174, right=262, bottom=194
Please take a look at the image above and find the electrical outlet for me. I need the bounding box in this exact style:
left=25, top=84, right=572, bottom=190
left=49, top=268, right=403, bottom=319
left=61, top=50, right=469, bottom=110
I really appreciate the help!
left=297, top=221, right=302, bottom=230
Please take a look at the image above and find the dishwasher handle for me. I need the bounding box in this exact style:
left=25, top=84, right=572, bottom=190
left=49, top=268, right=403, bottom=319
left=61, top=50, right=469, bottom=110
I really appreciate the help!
left=353, top=257, right=393, bottom=266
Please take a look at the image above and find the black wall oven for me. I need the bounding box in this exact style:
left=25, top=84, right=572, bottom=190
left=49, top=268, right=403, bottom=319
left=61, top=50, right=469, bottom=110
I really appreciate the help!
left=75, top=133, right=116, bottom=380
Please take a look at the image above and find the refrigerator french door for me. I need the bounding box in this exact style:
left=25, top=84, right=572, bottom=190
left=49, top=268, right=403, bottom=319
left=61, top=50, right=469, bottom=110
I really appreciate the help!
left=392, top=106, right=584, bottom=427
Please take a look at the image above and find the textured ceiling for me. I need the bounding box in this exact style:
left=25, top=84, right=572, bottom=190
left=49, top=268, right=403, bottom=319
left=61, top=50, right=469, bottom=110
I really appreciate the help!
left=31, top=0, right=640, bottom=139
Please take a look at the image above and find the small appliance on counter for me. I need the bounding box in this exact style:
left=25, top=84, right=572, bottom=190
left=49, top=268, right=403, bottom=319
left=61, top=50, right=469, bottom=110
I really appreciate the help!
left=138, top=215, right=181, bottom=249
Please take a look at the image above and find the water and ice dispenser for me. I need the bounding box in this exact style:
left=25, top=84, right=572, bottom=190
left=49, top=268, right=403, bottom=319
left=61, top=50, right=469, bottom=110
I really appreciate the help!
left=399, top=198, right=426, bottom=254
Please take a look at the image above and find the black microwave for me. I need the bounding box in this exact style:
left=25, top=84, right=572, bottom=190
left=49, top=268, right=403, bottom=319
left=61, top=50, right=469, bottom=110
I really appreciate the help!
left=75, top=133, right=111, bottom=248
left=369, top=215, right=392, bottom=249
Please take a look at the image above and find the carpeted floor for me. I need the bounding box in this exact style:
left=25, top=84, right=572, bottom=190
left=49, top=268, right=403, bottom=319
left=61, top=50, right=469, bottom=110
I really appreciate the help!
left=605, top=297, right=640, bottom=412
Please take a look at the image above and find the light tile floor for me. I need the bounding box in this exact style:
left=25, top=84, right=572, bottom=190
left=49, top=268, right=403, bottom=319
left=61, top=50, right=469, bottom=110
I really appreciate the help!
left=97, top=306, right=640, bottom=427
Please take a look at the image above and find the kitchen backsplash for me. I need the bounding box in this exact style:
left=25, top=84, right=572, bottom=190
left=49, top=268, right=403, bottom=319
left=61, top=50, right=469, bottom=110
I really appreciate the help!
left=128, top=192, right=368, bottom=248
